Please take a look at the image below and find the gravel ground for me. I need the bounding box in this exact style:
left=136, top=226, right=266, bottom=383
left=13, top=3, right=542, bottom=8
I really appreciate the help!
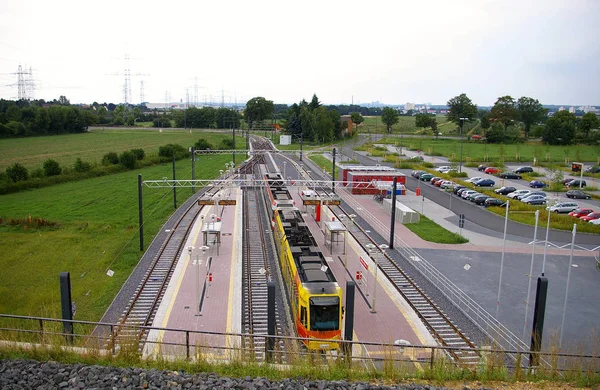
left=0, top=359, right=501, bottom=390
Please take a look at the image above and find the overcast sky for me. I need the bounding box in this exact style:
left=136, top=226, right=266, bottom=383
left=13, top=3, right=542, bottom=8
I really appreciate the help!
left=1, top=0, right=599, bottom=107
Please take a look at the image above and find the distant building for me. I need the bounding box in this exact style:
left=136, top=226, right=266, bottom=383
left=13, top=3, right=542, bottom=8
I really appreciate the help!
left=559, top=106, right=566, bottom=111
left=568, top=106, right=576, bottom=113
left=405, top=102, right=415, bottom=111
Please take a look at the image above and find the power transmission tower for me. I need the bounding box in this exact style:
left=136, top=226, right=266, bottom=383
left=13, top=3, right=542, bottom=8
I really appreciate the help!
left=106, top=54, right=149, bottom=104
left=10, top=64, right=35, bottom=100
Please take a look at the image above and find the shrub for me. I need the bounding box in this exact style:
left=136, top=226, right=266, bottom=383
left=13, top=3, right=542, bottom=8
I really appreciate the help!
left=102, top=152, right=119, bottom=165
left=449, top=171, right=469, bottom=178
left=119, top=151, right=137, bottom=170
left=5, top=163, right=28, bottom=182
left=195, top=138, right=214, bottom=150
left=158, top=143, right=187, bottom=159
left=218, top=138, right=234, bottom=150
left=130, top=148, right=146, bottom=160
left=74, top=158, right=92, bottom=173
left=43, top=159, right=62, bottom=177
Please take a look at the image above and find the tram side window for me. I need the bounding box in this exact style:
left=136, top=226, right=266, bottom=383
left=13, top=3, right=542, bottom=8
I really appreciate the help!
left=300, top=306, right=307, bottom=328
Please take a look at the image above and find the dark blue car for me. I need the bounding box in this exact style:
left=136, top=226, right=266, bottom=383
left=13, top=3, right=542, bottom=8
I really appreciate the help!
left=474, top=178, right=495, bottom=187
left=529, top=180, right=547, bottom=188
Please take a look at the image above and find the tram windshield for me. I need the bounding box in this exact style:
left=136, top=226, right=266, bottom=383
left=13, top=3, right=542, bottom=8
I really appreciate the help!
left=309, top=296, right=339, bottom=331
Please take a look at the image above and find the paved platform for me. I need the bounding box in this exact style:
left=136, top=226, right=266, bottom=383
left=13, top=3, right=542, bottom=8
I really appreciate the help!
left=144, top=188, right=242, bottom=360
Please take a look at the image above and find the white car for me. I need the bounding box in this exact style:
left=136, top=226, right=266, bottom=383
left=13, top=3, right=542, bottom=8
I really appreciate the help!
left=546, top=202, right=579, bottom=214
left=440, top=180, right=453, bottom=189
left=436, top=166, right=451, bottom=172
left=507, top=189, right=530, bottom=199
left=461, top=190, right=476, bottom=199
left=440, top=167, right=458, bottom=174
left=589, top=218, right=600, bottom=225
left=465, top=177, right=482, bottom=183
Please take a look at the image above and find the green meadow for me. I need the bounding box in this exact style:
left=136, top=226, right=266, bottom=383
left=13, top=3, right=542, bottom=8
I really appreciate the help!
left=0, top=128, right=246, bottom=171
left=0, top=130, right=238, bottom=320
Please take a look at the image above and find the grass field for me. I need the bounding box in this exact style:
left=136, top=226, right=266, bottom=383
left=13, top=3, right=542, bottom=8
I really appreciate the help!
left=404, top=214, right=469, bottom=244
left=0, top=129, right=247, bottom=171
left=366, top=137, right=600, bottom=165
left=0, top=154, right=231, bottom=320
left=359, top=115, right=455, bottom=134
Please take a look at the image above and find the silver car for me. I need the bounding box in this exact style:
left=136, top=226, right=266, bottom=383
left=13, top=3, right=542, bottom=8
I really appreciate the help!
left=547, top=202, right=579, bottom=213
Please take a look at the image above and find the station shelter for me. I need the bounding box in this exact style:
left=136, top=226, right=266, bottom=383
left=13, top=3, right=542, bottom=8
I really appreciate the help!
left=346, top=171, right=407, bottom=195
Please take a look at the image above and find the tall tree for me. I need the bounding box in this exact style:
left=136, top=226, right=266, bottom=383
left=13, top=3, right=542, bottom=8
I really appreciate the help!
left=350, top=112, right=364, bottom=134
left=542, top=111, right=576, bottom=145
left=308, top=94, right=321, bottom=111
left=489, top=95, right=518, bottom=133
left=381, top=107, right=399, bottom=133
left=517, top=97, right=546, bottom=138
left=446, top=93, right=477, bottom=127
left=245, top=97, right=274, bottom=129
left=578, top=111, right=600, bottom=138
left=415, top=113, right=433, bottom=133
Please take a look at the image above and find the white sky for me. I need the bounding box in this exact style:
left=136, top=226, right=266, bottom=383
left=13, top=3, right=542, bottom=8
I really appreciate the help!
left=0, top=0, right=599, bottom=106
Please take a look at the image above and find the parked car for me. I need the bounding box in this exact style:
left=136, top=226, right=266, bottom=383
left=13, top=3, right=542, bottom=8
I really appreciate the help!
left=440, top=181, right=454, bottom=189
left=566, top=179, right=587, bottom=188
left=494, top=186, right=516, bottom=195
left=568, top=208, right=593, bottom=218
left=474, top=178, right=495, bottom=187
left=435, top=179, right=445, bottom=187
left=430, top=177, right=443, bottom=185
left=435, top=166, right=451, bottom=172
left=409, top=155, right=424, bottom=161
left=521, top=195, right=547, bottom=205
left=499, top=171, right=522, bottom=179
left=580, top=212, right=600, bottom=222
left=547, top=202, right=579, bottom=214
left=477, top=164, right=488, bottom=171
left=529, top=180, right=547, bottom=188
left=474, top=195, right=491, bottom=205
left=565, top=190, right=592, bottom=200
left=514, top=166, right=534, bottom=173
left=484, top=167, right=501, bottom=174
left=484, top=198, right=505, bottom=207
left=461, top=190, right=477, bottom=199
left=420, top=173, right=434, bottom=181
left=590, top=218, right=600, bottom=225
left=415, top=171, right=428, bottom=179
left=584, top=165, right=600, bottom=173
left=561, top=178, right=576, bottom=186
left=465, top=176, right=483, bottom=183
left=467, top=192, right=482, bottom=201
left=507, top=189, right=532, bottom=199
left=453, top=185, right=466, bottom=195
left=411, top=170, right=426, bottom=178
left=439, top=167, right=458, bottom=174
left=515, top=190, right=546, bottom=201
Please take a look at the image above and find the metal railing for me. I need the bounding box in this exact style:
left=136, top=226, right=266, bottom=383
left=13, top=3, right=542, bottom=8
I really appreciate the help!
left=0, top=314, right=598, bottom=373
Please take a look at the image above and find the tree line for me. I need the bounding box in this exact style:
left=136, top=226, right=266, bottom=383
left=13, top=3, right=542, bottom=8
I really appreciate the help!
left=445, top=93, right=600, bottom=145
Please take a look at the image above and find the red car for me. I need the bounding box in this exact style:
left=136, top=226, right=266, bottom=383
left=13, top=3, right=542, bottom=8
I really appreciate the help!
left=484, top=167, right=500, bottom=174
left=568, top=208, right=593, bottom=218
left=435, top=179, right=444, bottom=187
left=430, top=177, right=443, bottom=185
left=580, top=212, right=600, bottom=222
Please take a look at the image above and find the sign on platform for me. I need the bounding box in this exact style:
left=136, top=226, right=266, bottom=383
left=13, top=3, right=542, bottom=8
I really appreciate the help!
left=359, top=256, right=369, bottom=270
left=218, top=199, right=236, bottom=205
left=199, top=199, right=215, bottom=205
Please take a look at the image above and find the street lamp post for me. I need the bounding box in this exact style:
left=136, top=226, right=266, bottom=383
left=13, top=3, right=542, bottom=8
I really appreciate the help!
left=283, top=161, right=287, bottom=181
left=496, top=200, right=509, bottom=319
left=459, top=117, right=469, bottom=173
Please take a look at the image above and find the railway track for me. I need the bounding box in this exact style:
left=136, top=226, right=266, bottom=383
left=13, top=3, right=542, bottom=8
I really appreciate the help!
left=111, top=198, right=204, bottom=348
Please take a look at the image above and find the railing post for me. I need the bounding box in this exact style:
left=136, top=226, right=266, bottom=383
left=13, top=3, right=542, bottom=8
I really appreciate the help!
left=39, top=318, right=44, bottom=344
left=430, top=347, right=435, bottom=370
left=186, top=331, right=190, bottom=361
left=111, top=325, right=116, bottom=355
